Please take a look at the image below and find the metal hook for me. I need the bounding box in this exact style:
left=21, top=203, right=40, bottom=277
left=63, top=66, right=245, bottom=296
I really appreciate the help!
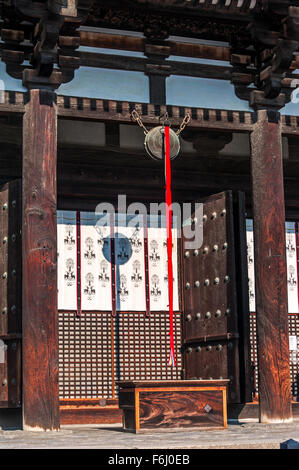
left=159, top=112, right=170, bottom=127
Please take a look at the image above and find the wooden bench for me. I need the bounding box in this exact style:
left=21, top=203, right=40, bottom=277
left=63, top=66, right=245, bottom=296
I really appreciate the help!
left=118, top=379, right=229, bottom=433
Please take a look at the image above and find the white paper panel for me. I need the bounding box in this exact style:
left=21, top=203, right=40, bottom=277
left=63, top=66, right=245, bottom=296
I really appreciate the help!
left=80, top=213, right=112, bottom=311
left=57, top=211, right=180, bottom=312
left=115, top=214, right=146, bottom=311
left=246, top=220, right=299, bottom=314
left=286, top=223, right=299, bottom=314
left=96, top=217, right=113, bottom=311
left=166, top=228, right=179, bottom=312
left=246, top=224, right=256, bottom=313
left=57, top=211, right=77, bottom=310
left=148, top=222, right=179, bottom=312
left=289, top=335, right=298, bottom=351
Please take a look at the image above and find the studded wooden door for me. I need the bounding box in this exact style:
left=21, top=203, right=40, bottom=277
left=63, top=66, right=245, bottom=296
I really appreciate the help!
left=182, top=191, right=250, bottom=404
left=0, top=180, right=22, bottom=408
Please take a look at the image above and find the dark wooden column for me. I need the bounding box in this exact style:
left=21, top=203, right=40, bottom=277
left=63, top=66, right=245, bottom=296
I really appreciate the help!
left=22, top=89, right=59, bottom=431
left=144, top=39, right=171, bottom=105
left=250, top=109, right=292, bottom=423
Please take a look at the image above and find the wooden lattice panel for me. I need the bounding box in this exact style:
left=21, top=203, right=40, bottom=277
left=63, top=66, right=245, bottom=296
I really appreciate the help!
left=249, top=312, right=258, bottom=396
left=289, top=314, right=299, bottom=398
left=249, top=312, right=299, bottom=399
left=114, top=312, right=182, bottom=389
left=58, top=311, right=113, bottom=399
left=58, top=311, right=183, bottom=400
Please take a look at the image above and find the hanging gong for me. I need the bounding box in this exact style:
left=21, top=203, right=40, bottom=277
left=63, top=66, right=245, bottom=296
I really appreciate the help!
left=144, top=126, right=180, bottom=161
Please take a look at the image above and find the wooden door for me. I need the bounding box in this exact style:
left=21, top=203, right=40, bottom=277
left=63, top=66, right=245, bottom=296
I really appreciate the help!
left=182, top=191, right=252, bottom=404
left=0, top=180, right=22, bottom=408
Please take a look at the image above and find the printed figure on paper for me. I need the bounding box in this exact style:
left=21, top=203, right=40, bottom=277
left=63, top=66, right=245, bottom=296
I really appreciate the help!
left=286, top=238, right=296, bottom=256
left=117, top=238, right=130, bottom=263
left=130, top=226, right=142, bottom=253
left=118, top=274, right=129, bottom=301
left=285, top=229, right=299, bottom=313
left=164, top=261, right=174, bottom=284
left=84, top=272, right=96, bottom=300
left=131, top=260, right=142, bottom=287
left=288, top=265, right=297, bottom=290
left=99, top=260, right=110, bottom=286
left=150, top=274, right=161, bottom=301
left=84, top=237, right=96, bottom=264
left=249, top=278, right=255, bottom=303
left=97, top=228, right=109, bottom=249
left=247, top=241, right=254, bottom=265
left=149, top=240, right=160, bottom=266
left=64, top=258, right=76, bottom=286
left=64, top=224, right=76, bottom=250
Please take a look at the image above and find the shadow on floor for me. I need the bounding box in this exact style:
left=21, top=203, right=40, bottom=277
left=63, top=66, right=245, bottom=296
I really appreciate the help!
left=0, top=409, right=22, bottom=430
left=92, top=426, right=123, bottom=433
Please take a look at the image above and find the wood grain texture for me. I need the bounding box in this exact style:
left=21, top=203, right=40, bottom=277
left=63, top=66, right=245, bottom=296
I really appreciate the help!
left=229, top=402, right=299, bottom=420
left=118, top=381, right=228, bottom=432
left=138, top=390, right=225, bottom=429
left=0, top=181, right=21, bottom=337
left=0, top=340, right=21, bottom=408
left=60, top=406, right=122, bottom=425
left=0, top=181, right=22, bottom=408
left=1, top=91, right=299, bottom=137
left=78, top=31, right=231, bottom=62
left=59, top=398, right=122, bottom=424
left=118, top=380, right=229, bottom=388
left=182, top=191, right=240, bottom=403
left=22, top=89, right=59, bottom=431
left=250, top=110, right=292, bottom=423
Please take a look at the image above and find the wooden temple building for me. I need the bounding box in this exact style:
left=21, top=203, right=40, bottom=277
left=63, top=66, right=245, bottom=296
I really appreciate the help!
left=1, top=0, right=299, bottom=431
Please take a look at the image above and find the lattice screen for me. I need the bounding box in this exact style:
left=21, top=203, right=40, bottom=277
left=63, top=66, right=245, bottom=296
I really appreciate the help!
left=289, top=314, right=299, bottom=398
left=58, top=311, right=113, bottom=399
left=58, top=311, right=182, bottom=399
left=114, top=312, right=182, bottom=388
left=249, top=313, right=258, bottom=397
left=249, top=312, right=299, bottom=399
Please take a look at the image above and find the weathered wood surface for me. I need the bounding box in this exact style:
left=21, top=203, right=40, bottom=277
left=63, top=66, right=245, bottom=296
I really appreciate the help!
left=0, top=181, right=22, bottom=409
left=0, top=181, right=22, bottom=337
left=22, top=89, right=59, bottom=431
left=139, top=390, right=224, bottom=429
left=118, top=380, right=228, bottom=432
left=250, top=109, right=292, bottom=423
left=229, top=402, right=299, bottom=421
left=59, top=398, right=122, bottom=425
left=182, top=192, right=240, bottom=403
left=118, top=379, right=228, bottom=388
left=78, top=50, right=233, bottom=81
left=59, top=399, right=122, bottom=425
left=1, top=91, right=299, bottom=136
left=79, top=30, right=231, bottom=61
left=0, top=340, right=21, bottom=408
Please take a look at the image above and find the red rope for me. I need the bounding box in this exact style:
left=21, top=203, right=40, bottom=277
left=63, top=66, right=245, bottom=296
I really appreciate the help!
left=165, top=126, right=176, bottom=367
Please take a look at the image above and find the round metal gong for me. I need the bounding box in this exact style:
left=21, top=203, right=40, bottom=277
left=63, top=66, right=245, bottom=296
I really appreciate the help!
left=144, top=126, right=180, bottom=161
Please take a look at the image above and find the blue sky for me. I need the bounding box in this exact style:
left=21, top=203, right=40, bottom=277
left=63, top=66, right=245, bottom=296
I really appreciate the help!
left=1, top=54, right=299, bottom=115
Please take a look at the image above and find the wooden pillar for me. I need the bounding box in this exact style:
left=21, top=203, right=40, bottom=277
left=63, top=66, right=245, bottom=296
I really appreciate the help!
left=250, top=109, right=292, bottom=423
left=22, top=89, right=59, bottom=431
